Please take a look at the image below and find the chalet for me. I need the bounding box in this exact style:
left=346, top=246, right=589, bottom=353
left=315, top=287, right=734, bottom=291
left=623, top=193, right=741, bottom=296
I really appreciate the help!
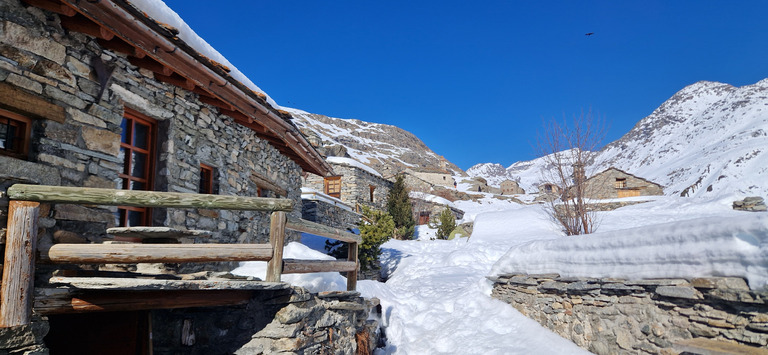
left=500, top=179, right=525, bottom=195
left=0, top=0, right=375, bottom=353
left=303, top=156, right=393, bottom=212
left=582, top=167, right=664, bottom=199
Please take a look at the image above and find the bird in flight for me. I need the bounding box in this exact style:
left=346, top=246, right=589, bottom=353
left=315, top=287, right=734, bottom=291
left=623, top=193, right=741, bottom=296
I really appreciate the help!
left=585, top=32, right=595, bottom=36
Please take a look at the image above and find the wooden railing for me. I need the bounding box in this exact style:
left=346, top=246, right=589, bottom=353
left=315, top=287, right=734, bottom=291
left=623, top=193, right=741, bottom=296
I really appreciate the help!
left=1, top=184, right=360, bottom=327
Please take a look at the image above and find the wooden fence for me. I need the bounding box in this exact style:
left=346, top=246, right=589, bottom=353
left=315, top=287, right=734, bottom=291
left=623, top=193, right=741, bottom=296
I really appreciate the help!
left=0, top=184, right=360, bottom=327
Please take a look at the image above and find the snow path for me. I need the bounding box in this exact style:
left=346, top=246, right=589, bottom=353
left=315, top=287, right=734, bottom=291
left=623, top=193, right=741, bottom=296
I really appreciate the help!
left=358, top=204, right=590, bottom=354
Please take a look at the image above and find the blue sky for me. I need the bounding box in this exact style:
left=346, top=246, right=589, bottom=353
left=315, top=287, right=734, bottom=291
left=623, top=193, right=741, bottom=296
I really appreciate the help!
left=164, top=0, right=767, bottom=171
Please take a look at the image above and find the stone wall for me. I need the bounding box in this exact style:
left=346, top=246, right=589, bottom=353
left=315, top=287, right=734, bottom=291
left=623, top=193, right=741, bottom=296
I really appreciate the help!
left=491, top=273, right=768, bottom=354
left=301, top=199, right=361, bottom=231
left=304, top=162, right=392, bottom=211
left=0, top=0, right=303, bottom=255
left=409, top=170, right=454, bottom=189
left=584, top=168, right=664, bottom=199
left=0, top=288, right=380, bottom=354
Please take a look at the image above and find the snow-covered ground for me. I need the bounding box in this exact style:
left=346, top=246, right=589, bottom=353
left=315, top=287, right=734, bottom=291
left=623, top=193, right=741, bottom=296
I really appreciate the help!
left=233, top=192, right=767, bottom=354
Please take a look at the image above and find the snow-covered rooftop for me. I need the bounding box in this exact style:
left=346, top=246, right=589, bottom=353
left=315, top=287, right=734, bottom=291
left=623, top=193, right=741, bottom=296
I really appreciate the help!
left=326, top=156, right=383, bottom=177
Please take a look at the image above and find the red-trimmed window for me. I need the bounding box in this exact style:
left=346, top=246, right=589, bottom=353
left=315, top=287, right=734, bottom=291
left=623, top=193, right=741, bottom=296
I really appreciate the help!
left=117, top=110, right=156, bottom=227
left=199, top=164, right=214, bottom=194
left=0, top=108, right=32, bottom=159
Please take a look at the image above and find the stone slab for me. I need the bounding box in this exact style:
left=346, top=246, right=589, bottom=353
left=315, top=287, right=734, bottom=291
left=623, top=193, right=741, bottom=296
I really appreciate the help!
left=48, top=276, right=290, bottom=291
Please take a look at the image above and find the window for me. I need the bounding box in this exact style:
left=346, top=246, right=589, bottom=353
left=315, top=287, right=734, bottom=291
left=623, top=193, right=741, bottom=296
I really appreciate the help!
left=369, top=185, right=375, bottom=202
left=0, top=109, right=32, bottom=159
left=615, top=178, right=627, bottom=189
left=117, top=110, right=156, bottom=227
left=324, top=176, right=341, bottom=198
left=199, top=164, right=214, bottom=194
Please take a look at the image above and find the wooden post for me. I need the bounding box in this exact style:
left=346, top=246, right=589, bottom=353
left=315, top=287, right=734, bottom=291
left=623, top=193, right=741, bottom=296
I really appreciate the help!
left=346, top=242, right=358, bottom=291
left=0, top=201, right=40, bottom=327
left=266, top=211, right=286, bottom=282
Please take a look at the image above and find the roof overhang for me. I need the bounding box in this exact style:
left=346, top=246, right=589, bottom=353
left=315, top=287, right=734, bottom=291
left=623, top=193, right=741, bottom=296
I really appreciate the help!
left=23, top=0, right=333, bottom=176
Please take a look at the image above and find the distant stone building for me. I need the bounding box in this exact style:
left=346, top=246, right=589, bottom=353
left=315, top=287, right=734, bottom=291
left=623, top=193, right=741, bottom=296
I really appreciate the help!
left=403, top=168, right=455, bottom=189
left=500, top=179, right=525, bottom=195
left=582, top=167, right=664, bottom=199
left=409, top=192, right=464, bottom=225
left=303, top=157, right=392, bottom=211
left=538, top=183, right=561, bottom=195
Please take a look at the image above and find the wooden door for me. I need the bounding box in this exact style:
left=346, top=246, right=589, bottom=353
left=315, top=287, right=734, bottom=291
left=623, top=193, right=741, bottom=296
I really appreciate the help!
left=617, top=189, right=641, bottom=198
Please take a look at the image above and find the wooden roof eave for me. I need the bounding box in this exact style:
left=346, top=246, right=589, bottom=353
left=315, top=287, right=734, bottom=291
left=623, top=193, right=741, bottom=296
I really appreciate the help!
left=55, top=0, right=333, bottom=177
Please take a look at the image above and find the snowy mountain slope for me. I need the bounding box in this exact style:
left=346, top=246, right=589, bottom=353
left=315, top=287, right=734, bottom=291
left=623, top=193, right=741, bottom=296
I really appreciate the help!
left=470, top=78, right=768, bottom=198
left=284, top=107, right=464, bottom=177
left=594, top=79, right=768, bottom=198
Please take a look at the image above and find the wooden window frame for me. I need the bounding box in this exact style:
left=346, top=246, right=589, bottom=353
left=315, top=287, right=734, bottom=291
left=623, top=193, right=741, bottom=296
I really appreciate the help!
left=369, top=185, right=375, bottom=203
left=615, top=178, right=627, bottom=189
left=324, top=176, right=341, bottom=199
left=0, top=108, right=32, bottom=159
left=199, top=164, right=214, bottom=194
left=117, top=109, right=157, bottom=227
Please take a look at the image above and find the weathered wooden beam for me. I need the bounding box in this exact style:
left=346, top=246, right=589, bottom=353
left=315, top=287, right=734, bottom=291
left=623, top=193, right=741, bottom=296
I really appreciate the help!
left=128, top=56, right=173, bottom=76
left=0, top=201, right=40, bottom=327
left=59, top=13, right=114, bottom=40
left=285, top=216, right=361, bottom=243
left=347, top=242, right=358, bottom=291
left=154, top=73, right=196, bottom=91
left=249, top=173, right=288, bottom=197
left=40, top=243, right=273, bottom=264
left=34, top=289, right=255, bottom=315
left=197, top=94, right=233, bottom=111
left=46, top=277, right=289, bottom=291
left=282, top=259, right=357, bottom=274
left=0, top=83, right=66, bottom=123
left=266, top=211, right=286, bottom=282
left=6, top=184, right=294, bottom=211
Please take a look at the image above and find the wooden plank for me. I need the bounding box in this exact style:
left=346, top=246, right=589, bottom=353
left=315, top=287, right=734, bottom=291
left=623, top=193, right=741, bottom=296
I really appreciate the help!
left=0, top=201, right=40, bottom=327
left=282, top=259, right=358, bottom=274
left=59, top=14, right=114, bottom=40
left=40, top=243, right=272, bottom=264
left=346, top=242, right=358, bottom=291
left=22, top=0, right=76, bottom=16
left=34, top=289, right=256, bottom=315
left=285, top=216, right=361, bottom=243
left=46, top=277, right=289, bottom=291
left=674, top=338, right=768, bottom=355
left=0, top=83, right=66, bottom=123
left=266, top=212, right=286, bottom=282
left=249, top=173, right=288, bottom=197
left=128, top=56, right=173, bottom=76
left=6, top=184, right=293, bottom=211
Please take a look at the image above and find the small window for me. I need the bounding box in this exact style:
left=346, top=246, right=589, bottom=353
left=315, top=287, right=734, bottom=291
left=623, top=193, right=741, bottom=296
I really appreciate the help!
left=0, top=109, right=32, bottom=159
left=324, top=176, right=341, bottom=198
left=117, top=109, right=156, bottom=227
left=615, top=178, right=627, bottom=189
left=257, top=186, right=270, bottom=197
left=199, top=164, right=214, bottom=194
left=369, top=185, right=375, bottom=202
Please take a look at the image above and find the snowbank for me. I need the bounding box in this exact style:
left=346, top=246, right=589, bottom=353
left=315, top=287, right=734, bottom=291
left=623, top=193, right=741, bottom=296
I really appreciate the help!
left=490, top=214, right=768, bottom=290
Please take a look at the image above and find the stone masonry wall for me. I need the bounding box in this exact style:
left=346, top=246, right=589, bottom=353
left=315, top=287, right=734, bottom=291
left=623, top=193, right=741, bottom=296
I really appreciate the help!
left=304, top=162, right=392, bottom=212
left=0, top=0, right=303, bottom=257
left=585, top=169, right=664, bottom=199
left=491, top=273, right=768, bottom=354
left=302, top=199, right=361, bottom=231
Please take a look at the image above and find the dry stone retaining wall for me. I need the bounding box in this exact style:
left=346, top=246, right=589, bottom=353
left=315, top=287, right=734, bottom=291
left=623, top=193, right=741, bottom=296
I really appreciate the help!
left=491, top=273, right=768, bottom=354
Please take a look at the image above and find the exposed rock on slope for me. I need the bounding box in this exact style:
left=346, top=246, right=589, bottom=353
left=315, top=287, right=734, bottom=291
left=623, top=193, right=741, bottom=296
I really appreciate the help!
left=285, top=107, right=464, bottom=177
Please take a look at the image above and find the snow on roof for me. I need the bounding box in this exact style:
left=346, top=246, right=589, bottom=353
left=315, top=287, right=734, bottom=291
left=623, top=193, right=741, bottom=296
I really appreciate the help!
left=326, top=156, right=383, bottom=177
left=409, top=191, right=455, bottom=208
left=129, top=0, right=278, bottom=107
left=300, top=187, right=354, bottom=212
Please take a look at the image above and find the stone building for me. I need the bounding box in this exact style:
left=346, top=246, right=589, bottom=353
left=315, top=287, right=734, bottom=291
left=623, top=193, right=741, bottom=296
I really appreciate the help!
left=403, top=167, right=455, bottom=189
left=582, top=167, right=664, bottom=199
left=410, top=192, right=464, bottom=226
left=303, top=156, right=393, bottom=212
left=0, top=0, right=379, bottom=353
left=500, top=179, right=525, bottom=195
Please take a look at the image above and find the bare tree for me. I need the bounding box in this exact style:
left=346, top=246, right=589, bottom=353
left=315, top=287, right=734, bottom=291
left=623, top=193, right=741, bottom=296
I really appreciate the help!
left=536, top=110, right=605, bottom=235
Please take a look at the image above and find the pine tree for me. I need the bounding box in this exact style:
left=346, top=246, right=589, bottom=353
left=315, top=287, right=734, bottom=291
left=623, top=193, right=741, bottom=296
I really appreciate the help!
left=387, top=174, right=415, bottom=240
left=324, top=206, right=393, bottom=272
left=436, top=207, right=456, bottom=240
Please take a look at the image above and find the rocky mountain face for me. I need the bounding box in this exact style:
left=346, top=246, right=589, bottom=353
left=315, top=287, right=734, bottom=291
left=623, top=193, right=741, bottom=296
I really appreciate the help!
left=469, top=78, right=768, bottom=199
left=285, top=107, right=464, bottom=177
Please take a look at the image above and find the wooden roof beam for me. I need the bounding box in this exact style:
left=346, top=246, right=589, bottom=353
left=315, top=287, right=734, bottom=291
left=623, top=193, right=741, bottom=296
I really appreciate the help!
left=128, top=56, right=172, bottom=76
left=59, top=13, right=114, bottom=40
left=22, top=0, right=76, bottom=17
left=97, top=37, right=145, bottom=58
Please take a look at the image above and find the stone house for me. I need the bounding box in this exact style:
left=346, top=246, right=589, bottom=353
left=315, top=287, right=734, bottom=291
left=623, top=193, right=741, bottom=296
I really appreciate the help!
left=303, top=156, right=393, bottom=212
left=538, top=183, right=561, bottom=195
left=410, top=192, right=464, bottom=226
left=500, top=179, right=525, bottom=195
left=0, top=0, right=379, bottom=353
left=403, top=167, right=455, bottom=190
left=582, top=167, right=664, bottom=199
